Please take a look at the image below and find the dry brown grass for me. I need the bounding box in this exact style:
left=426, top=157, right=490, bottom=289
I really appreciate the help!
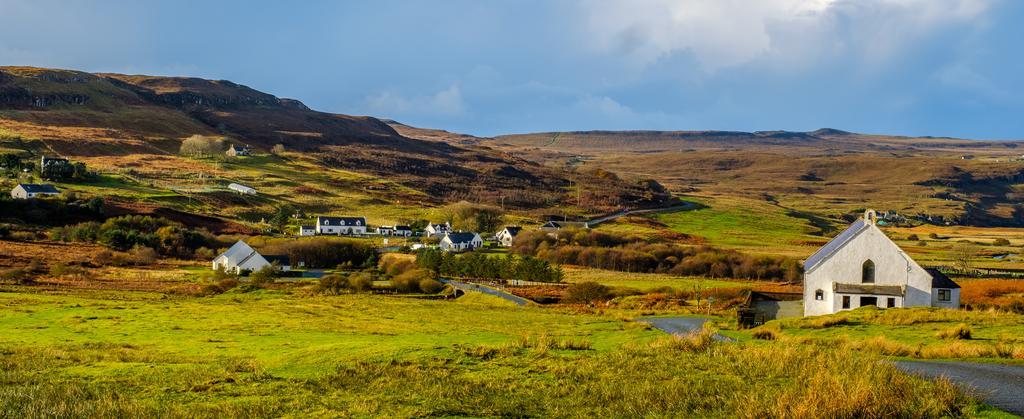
left=936, top=323, right=973, bottom=340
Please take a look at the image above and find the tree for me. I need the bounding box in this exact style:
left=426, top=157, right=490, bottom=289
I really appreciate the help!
left=951, top=243, right=978, bottom=275
left=439, top=201, right=504, bottom=233
left=271, top=144, right=286, bottom=155
left=179, top=135, right=226, bottom=158
left=563, top=281, right=611, bottom=304
left=250, top=264, right=279, bottom=286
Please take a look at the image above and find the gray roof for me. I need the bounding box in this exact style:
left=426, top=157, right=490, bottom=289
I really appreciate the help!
left=394, top=225, right=412, bottom=231
left=927, top=268, right=961, bottom=289
left=445, top=232, right=479, bottom=244
left=541, top=221, right=589, bottom=229
left=502, top=226, right=522, bottom=236
left=264, top=255, right=290, bottom=266
left=17, top=183, right=60, bottom=194
left=833, top=283, right=904, bottom=296
left=317, top=216, right=365, bottom=226
left=803, top=219, right=868, bottom=271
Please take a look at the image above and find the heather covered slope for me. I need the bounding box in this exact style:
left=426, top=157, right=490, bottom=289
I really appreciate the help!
left=0, top=67, right=670, bottom=214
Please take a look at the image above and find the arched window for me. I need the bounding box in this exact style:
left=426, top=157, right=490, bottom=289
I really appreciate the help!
left=862, top=260, right=875, bottom=283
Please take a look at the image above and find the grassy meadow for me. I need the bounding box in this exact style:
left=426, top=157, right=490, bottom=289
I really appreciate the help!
left=0, top=286, right=996, bottom=417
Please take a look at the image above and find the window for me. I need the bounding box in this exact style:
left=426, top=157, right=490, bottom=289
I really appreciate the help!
left=860, top=296, right=877, bottom=307
left=938, top=289, right=951, bottom=302
left=842, top=296, right=851, bottom=309
left=815, top=290, right=824, bottom=301
left=862, top=260, right=875, bottom=283
left=887, top=298, right=896, bottom=308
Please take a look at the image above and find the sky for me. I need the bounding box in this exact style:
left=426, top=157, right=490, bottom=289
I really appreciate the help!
left=1, top=0, right=1021, bottom=139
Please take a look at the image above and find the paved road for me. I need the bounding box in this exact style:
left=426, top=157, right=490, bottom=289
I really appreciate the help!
left=896, top=361, right=1024, bottom=416
left=641, top=317, right=735, bottom=342
left=586, top=203, right=696, bottom=227
left=440, top=279, right=532, bottom=306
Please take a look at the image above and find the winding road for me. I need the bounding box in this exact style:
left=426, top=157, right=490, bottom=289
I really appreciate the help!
left=896, top=361, right=1024, bottom=416
left=440, top=279, right=532, bottom=306
left=585, top=202, right=696, bottom=227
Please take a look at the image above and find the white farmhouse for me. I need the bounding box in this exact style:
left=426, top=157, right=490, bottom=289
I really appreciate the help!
left=298, top=225, right=316, bottom=236
left=11, top=183, right=60, bottom=199
left=212, top=240, right=291, bottom=274
left=496, top=226, right=522, bottom=247
left=439, top=232, right=483, bottom=252
left=316, top=216, right=367, bottom=235
left=425, top=222, right=452, bottom=237
left=228, top=183, right=257, bottom=195
left=803, top=210, right=960, bottom=316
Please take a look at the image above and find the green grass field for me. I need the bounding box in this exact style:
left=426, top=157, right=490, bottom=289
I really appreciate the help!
left=0, top=286, right=992, bottom=417
left=562, top=266, right=750, bottom=291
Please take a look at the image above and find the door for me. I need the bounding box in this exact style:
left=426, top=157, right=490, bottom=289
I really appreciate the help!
left=859, top=296, right=878, bottom=307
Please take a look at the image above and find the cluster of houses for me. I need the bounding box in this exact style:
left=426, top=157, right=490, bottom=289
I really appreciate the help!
left=296, top=216, right=520, bottom=252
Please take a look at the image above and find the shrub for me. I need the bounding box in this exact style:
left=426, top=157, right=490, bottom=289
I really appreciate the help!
left=0, top=225, right=9, bottom=239
left=937, top=324, right=972, bottom=340
left=993, top=238, right=1011, bottom=246
left=418, top=278, right=445, bottom=294
left=249, top=265, right=278, bottom=286
left=262, top=237, right=376, bottom=269
left=379, top=253, right=416, bottom=276
left=391, top=269, right=432, bottom=293
left=179, top=135, right=225, bottom=157
left=128, top=246, right=158, bottom=265
left=928, top=232, right=940, bottom=239
left=0, top=268, right=31, bottom=284
left=563, top=281, right=611, bottom=304
left=751, top=325, right=779, bottom=341
left=318, top=274, right=349, bottom=295
left=918, top=241, right=927, bottom=247
left=906, top=234, right=919, bottom=241
left=347, top=272, right=375, bottom=292
left=798, top=316, right=850, bottom=329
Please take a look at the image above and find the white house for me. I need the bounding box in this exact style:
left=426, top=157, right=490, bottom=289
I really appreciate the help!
left=316, top=216, right=367, bottom=235
left=377, top=225, right=414, bottom=237
left=11, top=183, right=60, bottom=200
left=496, top=226, right=522, bottom=247
left=425, top=222, right=452, bottom=237
left=226, top=144, right=252, bottom=157
left=803, top=210, right=960, bottom=316
left=439, top=232, right=483, bottom=252
left=298, top=225, right=316, bottom=236
left=228, top=183, right=257, bottom=195
left=212, top=240, right=291, bottom=274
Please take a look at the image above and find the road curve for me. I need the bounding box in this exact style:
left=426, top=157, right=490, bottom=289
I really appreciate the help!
left=641, top=316, right=735, bottom=342
left=440, top=279, right=532, bottom=306
left=896, top=361, right=1024, bottom=416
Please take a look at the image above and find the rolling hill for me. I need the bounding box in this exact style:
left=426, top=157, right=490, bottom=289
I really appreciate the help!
left=0, top=67, right=671, bottom=225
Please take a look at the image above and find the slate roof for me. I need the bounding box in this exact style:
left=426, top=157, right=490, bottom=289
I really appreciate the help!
left=317, top=216, right=365, bottom=226
left=502, top=226, right=522, bottom=236
left=17, top=184, right=60, bottom=194
left=927, top=268, right=961, bottom=289
left=216, top=240, right=259, bottom=266
left=394, top=225, right=412, bottom=231
left=541, top=221, right=589, bottom=229
left=803, top=219, right=869, bottom=272
left=444, top=232, right=480, bottom=244
left=264, top=255, right=290, bottom=266
left=833, top=283, right=904, bottom=296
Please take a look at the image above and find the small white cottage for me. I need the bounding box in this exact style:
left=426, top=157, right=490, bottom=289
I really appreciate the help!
left=496, top=226, right=522, bottom=247
left=439, top=232, right=483, bottom=252
left=425, top=222, right=452, bottom=237
left=11, top=183, right=60, bottom=199
left=803, top=210, right=960, bottom=316
left=228, top=183, right=257, bottom=195
left=315, top=216, right=367, bottom=235
left=212, top=240, right=290, bottom=274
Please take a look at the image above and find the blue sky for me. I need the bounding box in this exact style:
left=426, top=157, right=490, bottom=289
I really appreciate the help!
left=1, top=0, right=1021, bottom=139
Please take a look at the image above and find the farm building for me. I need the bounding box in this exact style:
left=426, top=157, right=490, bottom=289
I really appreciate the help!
left=212, top=240, right=290, bottom=274
left=440, top=232, right=483, bottom=252
left=298, top=225, right=316, bottom=236
left=226, top=144, right=252, bottom=157
left=10, top=183, right=60, bottom=199
left=228, top=183, right=257, bottom=195
left=425, top=222, right=452, bottom=237
left=803, top=209, right=960, bottom=316
left=378, top=225, right=414, bottom=237
left=737, top=291, right=803, bottom=328
left=316, top=216, right=367, bottom=235
left=496, top=226, right=522, bottom=247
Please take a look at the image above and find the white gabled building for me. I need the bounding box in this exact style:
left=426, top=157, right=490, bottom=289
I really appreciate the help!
left=212, top=240, right=290, bottom=274
left=298, top=225, right=316, bottom=236
left=316, top=216, right=367, bottom=236
left=439, top=232, right=483, bottom=252
left=803, top=210, right=960, bottom=317
left=496, top=226, right=522, bottom=247
left=425, top=222, right=452, bottom=237
left=11, top=183, right=60, bottom=199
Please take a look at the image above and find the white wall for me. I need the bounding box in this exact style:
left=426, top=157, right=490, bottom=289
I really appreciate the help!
left=804, top=224, right=932, bottom=316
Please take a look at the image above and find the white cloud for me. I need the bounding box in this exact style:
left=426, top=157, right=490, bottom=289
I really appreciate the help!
left=580, top=0, right=993, bottom=72
left=366, top=84, right=467, bottom=118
